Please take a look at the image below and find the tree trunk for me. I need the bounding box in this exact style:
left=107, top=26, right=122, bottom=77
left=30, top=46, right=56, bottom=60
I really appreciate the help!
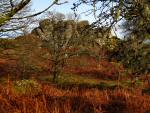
left=52, top=70, right=57, bottom=83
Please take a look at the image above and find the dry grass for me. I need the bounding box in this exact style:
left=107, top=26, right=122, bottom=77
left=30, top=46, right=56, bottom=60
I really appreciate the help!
left=0, top=82, right=150, bottom=113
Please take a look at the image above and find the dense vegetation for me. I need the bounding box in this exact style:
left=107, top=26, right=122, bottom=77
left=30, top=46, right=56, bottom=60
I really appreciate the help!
left=0, top=0, right=150, bottom=113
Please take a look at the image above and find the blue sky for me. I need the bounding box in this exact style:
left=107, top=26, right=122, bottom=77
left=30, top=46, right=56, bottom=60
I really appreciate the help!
left=31, top=0, right=95, bottom=22
left=31, top=0, right=73, bottom=13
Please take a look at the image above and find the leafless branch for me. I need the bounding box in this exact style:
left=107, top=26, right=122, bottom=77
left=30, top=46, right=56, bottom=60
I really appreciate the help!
left=11, top=1, right=68, bottom=20
left=10, top=0, right=14, bottom=8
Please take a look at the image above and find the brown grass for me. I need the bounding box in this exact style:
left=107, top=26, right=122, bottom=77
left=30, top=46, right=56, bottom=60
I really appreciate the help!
left=0, top=83, right=150, bottom=113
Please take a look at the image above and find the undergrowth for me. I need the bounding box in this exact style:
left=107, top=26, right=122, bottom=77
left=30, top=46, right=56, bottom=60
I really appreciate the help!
left=0, top=80, right=149, bottom=113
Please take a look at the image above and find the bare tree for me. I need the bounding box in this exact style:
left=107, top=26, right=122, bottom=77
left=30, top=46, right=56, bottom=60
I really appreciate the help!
left=0, top=2, right=38, bottom=37
left=66, top=12, right=81, bottom=22
left=46, top=11, right=66, bottom=22
left=38, top=19, right=80, bottom=82
left=35, top=19, right=108, bottom=82
left=0, top=0, right=67, bottom=37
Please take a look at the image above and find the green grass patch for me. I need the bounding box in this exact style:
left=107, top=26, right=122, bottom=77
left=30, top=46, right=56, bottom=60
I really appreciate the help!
left=120, top=79, right=143, bottom=88
left=98, top=81, right=119, bottom=90
left=37, top=73, right=100, bottom=85
left=37, top=74, right=144, bottom=90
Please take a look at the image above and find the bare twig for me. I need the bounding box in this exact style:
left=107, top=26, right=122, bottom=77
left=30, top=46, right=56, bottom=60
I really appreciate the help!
left=11, top=1, right=68, bottom=20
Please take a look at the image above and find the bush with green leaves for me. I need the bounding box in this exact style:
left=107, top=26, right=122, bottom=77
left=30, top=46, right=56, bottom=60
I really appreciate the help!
left=13, top=79, right=41, bottom=95
left=109, top=39, right=149, bottom=75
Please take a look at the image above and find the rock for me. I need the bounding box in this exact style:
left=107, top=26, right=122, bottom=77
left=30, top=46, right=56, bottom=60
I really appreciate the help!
left=31, top=19, right=113, bottom=49
left=77, top=20, right=89, bottom=29
left=39, top=19, right=52, bottom=30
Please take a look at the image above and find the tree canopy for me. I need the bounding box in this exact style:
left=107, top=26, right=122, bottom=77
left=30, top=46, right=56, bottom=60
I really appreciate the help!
left=73, top=0, right=150, bottom=38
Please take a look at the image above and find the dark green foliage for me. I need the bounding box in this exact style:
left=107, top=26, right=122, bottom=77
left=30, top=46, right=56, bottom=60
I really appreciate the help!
left=122, top=0, right=150, bottom=41
left=98, top=82, right=107, bottom=90
left=109, top=39, right=149, bottom=75
left=142, top=87, right=150, bottom=95
left=98, top=82, right=118, bottom=90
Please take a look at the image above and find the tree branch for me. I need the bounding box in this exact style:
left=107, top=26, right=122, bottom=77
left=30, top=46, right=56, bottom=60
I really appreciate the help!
left=0, top=0, right=68, bottom=27
left=11, top=1, right=68, bottom=20
left=10, top=0, right=14, bottom=8
left=0, top=0, right=31, bottom=27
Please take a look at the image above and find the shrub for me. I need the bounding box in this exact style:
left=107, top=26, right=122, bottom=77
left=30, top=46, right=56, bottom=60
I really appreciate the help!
left=12, top=79, right=41, bottom=95
left=110, top=39, right=149, bottom=75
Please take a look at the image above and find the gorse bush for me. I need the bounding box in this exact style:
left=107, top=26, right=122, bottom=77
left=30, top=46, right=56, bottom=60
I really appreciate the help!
left=13, top=79, right=41, bottom=95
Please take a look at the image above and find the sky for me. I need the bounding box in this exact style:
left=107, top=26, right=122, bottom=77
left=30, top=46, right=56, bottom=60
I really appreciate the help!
left=31, top=0, right=73, bottom=13
left=31, top=0, right=95, bottom=22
